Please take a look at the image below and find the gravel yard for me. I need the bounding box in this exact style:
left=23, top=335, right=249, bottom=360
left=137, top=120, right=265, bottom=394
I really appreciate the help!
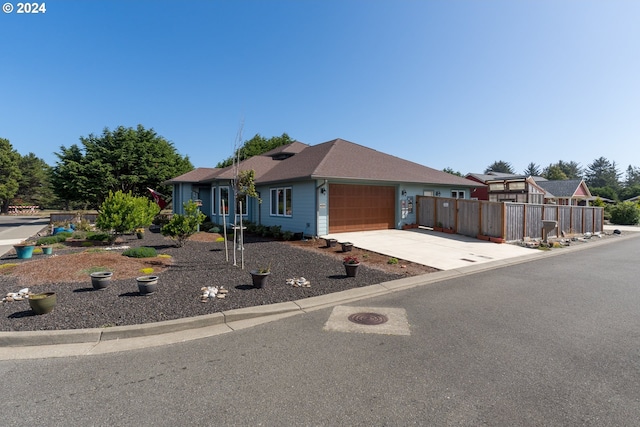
left=0, top=229, right=436, bottom=331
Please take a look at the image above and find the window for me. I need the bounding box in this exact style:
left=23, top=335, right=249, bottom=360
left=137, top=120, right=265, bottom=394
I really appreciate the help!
left=508, top=182, right=525, bottom=190
left=489, top=183, right=504, bottom=191
left=219, top=187, right=229, bottom=215
left=270, top=187, right=292, bottom=217
left=451, top=190, right=465, bottom=199
left=236, top=196, right=248, bottom=215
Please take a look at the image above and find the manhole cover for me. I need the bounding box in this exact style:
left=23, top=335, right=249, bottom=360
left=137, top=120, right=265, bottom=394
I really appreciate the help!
left=348, top=312, right=389, bottom=325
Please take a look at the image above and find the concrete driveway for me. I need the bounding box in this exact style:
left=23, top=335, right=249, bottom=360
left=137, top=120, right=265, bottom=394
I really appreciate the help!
left=323, top=228, right=541, bottom=270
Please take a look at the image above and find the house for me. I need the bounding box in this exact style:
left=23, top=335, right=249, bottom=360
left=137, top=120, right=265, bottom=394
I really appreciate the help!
left=533, top=178, right=593, bottom=206
left=165, top=138, right=483, bottom=236
left=465, top=172, right=546, bottom=204
left=466, top=172, right=593, bottom=206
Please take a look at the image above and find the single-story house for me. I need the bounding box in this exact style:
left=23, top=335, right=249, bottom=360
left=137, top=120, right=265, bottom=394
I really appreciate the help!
left=165, top=138, right=483, bottom=236
left=532, top=178, right=593, bottom=206
left=466, top=172, right=593, bottom=206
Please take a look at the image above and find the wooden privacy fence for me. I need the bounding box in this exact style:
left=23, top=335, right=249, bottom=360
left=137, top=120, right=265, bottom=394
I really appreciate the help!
left=416, top=196, right=604, bottom=241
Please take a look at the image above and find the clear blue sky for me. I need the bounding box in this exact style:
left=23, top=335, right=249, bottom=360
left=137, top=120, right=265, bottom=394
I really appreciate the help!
left=2, top=0, right=639, bottom=177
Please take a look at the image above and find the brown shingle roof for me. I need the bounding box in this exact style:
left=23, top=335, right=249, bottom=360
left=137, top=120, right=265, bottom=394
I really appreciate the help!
left=257, top=139, right=483, bottom=186
left=167, top=139, right=483, bottom=188
left=163, top=168, right=219, bottom=184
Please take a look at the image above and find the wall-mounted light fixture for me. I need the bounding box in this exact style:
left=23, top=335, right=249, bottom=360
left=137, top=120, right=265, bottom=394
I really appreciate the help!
left=320, top=187, right=326, bottom=194
left=401, top=190, right=407, bottom=196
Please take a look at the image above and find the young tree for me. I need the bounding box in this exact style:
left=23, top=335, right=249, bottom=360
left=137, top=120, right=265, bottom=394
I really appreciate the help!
left=484, top=160, right=514, bottom=174
left=0, top=138, right=22, bottom=213
left=161, top=199, right=206, bottom=247
left=96, top=190, right=160, bottom=243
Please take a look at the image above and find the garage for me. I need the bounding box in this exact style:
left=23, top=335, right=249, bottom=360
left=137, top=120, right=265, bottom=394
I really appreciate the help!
left=329, top=183, right=396, bottom=233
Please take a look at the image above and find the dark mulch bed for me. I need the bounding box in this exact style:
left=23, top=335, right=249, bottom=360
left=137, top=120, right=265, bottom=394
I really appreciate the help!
left=1, top=230, right=410, bottom=331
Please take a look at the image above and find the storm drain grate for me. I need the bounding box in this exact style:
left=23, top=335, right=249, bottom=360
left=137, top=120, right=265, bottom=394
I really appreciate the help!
left=348, top=312, right=389, bottom=325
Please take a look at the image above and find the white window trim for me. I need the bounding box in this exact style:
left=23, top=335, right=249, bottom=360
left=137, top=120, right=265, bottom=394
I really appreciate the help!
left=219, top=186, right=230, bottom=216
left=270, top=187, right=292, bottom=217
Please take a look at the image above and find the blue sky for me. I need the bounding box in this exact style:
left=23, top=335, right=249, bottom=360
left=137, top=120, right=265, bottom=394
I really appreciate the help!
left=1, top=0, right=639, bottom=177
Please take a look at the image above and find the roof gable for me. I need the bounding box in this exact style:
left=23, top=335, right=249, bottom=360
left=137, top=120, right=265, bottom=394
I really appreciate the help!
left=536, top=179, right=591, bottom=198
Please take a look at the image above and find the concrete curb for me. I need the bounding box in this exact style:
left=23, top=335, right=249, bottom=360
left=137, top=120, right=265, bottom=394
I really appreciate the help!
left=1, top=231, right=637, bottom=358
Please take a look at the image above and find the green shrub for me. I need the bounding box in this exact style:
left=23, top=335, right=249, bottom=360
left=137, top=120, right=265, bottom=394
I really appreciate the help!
left=200, top=221, right=215, bottom=232
left=281, top=230, right=293, bottom=241
left=37, top=236, right=62, bottom=245
left=96, top=190, right=160, bottom=242
left=610, top=201, right=640, bottom=225
left=86, top=232, right=111, bottom=242
left=161, top=200, right=205, bottom=247
left=122, top=246, right=158, bottom=258
left=387, top=257, right=399, bottom=265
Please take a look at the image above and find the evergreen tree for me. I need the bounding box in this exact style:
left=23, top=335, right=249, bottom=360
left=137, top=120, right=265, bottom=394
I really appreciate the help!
left=484, top=160, right=514, bottom=174
left=0, top=138, right=22, bottom=213
left=216, top=133, right=295, bottom=168
left=523, top=162, right=541, bottom=176
left=585, top=157, right=621, bottom=190
left=52, top=125, right=193, bottom=209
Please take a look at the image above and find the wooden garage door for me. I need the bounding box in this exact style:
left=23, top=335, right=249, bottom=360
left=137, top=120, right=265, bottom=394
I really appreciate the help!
left=329, top=184, right=396, bottom=232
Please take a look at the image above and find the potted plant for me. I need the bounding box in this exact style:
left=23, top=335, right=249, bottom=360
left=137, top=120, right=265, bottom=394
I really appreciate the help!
left=325, top=238, right=338, bottom=248
left=135, top=228, right=145, bottom=239
left=137, top=275, right=159, bottom=295
left=90, top=271, right=113, bottom=290
left=40, top=245, right=53, bottom=255
left=341, top=242, right=353, bottom=252
left=343, top=255, right=360, bottom=277
left=13, top=242, right=35, bottom=259
left=29, top=292, right=57, bottom=315
left=250, top=265, right=271, bottom=288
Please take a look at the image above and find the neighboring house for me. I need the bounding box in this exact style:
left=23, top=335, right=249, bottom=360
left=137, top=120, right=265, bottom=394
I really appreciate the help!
left=465, top=173, right=546, bottom=204
left=466, top=172, right=594, bottom=206
left=533, top=178, right=593, bottom=206
left=165, top=138, right=483, bottom=236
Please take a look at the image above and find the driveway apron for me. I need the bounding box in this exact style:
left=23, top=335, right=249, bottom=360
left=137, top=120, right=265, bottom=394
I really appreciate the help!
left=323, top=228, right=538, bottom=270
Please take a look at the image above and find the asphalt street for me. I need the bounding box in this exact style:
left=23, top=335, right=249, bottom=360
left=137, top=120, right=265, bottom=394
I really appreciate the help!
left=1, top=233, right=639, bottom=426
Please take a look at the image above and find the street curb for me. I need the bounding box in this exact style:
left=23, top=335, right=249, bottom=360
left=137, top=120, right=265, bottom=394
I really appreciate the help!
left=1, top=231, right=637, bottom=352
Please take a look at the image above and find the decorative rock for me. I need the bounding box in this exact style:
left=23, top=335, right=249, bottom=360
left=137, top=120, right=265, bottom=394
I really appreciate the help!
left=288, top=277, right=311, bottom=287
left=199, top=285, right=227, bottom=302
